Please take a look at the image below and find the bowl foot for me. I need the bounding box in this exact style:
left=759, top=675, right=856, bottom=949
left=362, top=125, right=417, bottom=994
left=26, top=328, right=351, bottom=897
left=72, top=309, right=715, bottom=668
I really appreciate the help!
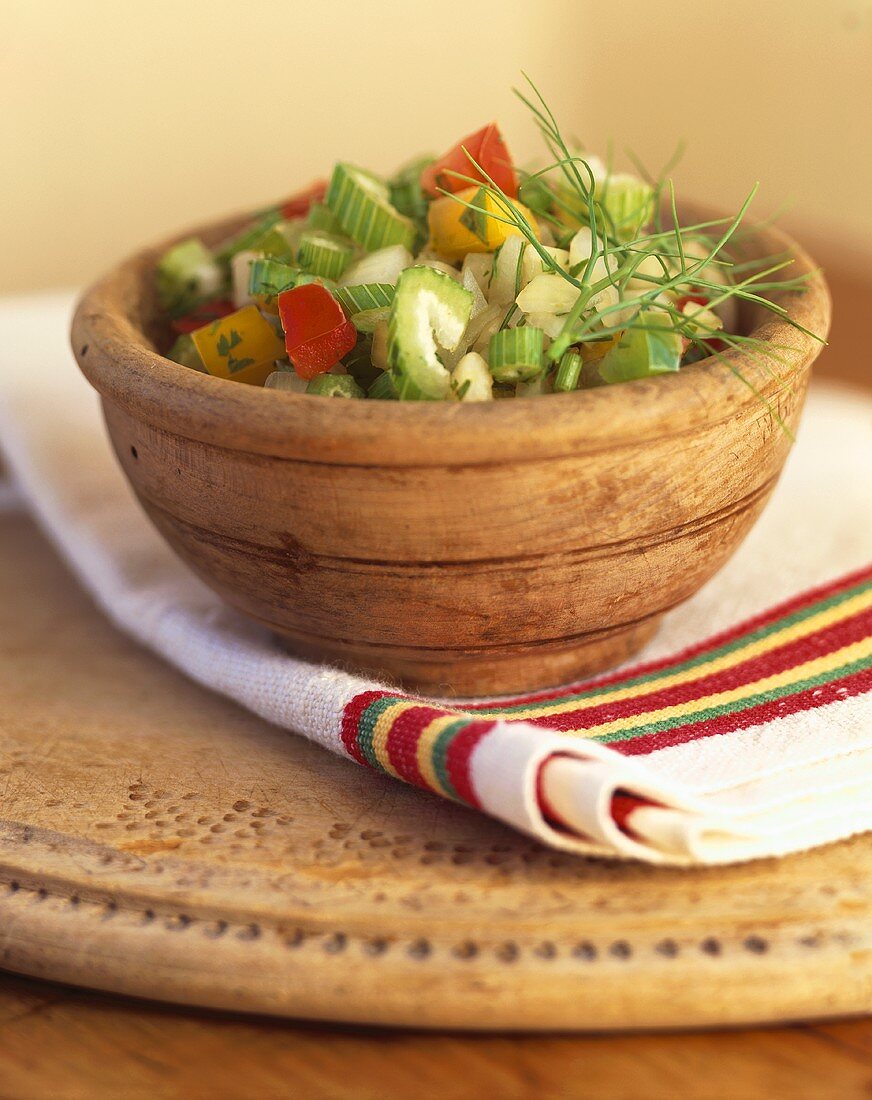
left=275, top=615, right=662, bottom=699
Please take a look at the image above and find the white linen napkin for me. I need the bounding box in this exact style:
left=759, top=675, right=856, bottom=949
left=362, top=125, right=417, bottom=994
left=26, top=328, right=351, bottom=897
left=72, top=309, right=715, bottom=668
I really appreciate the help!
left=0, top=290, right=869, bottom=864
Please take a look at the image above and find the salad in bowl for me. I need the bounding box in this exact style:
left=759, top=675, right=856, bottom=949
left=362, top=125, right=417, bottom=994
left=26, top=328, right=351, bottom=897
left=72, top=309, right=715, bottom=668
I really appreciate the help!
left=156, top=80, right=818, bottom=407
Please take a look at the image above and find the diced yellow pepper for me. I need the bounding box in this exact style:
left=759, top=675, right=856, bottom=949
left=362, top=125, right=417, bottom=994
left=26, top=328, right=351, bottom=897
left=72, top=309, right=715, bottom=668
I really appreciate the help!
left=581, top=332, right=622, bottom=363
left=191, top=306, right=285, bottom=386
left=427, top=186, right=539, bottom=261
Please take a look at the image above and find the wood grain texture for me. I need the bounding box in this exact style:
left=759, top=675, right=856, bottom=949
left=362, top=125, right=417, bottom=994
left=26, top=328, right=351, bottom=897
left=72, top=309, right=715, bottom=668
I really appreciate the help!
left=71, top=210, right=830, bottom=694
left=0, top=970, right=870, bottom=1100
left=0, top=512, right=869, bottom=1034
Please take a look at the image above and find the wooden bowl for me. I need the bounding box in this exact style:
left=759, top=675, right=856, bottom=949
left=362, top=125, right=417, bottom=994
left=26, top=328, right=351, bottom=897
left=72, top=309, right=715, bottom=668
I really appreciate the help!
left=71, top=211, right=830, bottom=696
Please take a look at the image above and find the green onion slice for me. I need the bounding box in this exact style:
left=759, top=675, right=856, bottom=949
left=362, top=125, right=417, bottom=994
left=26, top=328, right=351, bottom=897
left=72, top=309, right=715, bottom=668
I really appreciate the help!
left=326, top=163, right=416, bottom=253
left=488, top=326, right=545, bottom=383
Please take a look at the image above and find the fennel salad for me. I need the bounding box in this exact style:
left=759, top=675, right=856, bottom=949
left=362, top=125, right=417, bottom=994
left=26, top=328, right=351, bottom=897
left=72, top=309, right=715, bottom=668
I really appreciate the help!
left=156, top=80, right=816, bottom=402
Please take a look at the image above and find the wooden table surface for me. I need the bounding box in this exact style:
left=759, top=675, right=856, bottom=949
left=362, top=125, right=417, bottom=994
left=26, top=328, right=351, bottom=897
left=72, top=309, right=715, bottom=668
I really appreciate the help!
left=0, top=263, right=869, bottom=1099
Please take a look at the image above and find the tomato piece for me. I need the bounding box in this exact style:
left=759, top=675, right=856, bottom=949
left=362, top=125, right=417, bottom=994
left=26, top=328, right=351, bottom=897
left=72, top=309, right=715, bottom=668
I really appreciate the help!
left=421, top=123, right=517, bottom=199
left=277, top=283, right=357, bottom=379
left=280, top=180, right=327, bottom=220
left=171, top=298, right=236, bottom=334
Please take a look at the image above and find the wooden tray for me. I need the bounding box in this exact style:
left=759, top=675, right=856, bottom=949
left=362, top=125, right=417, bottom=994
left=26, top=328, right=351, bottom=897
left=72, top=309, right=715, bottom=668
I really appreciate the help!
left=0, top=512, right=869, bottom=1031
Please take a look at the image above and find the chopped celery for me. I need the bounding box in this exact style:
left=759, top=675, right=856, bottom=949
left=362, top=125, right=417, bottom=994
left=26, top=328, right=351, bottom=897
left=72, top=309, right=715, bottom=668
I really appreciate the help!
left=343, top=336, right=382, bottom=390
left=166, top=333, right=206, bottom=371
left=297, top=231, right=354, bottom=280
left=334, top=283, right=395, bottom=315
left=156, top=238, right=224, bottom=319
left=349, top=306, right=392, bottom=334
left=306, top=374, right=365, bottom=398
left=306, top=203, right=344, bottom=234
left=248, top=258, right=312, bottom=312
left=515, top=373, right=552, bottom=398
left=598, top=311, right=682, bottom=383
left=597, top=174, right=654, bottom=242
left=553, top=349, right=582, bottom=392
left=387, top=266, right=473, bottom=400
left=389, top=155, right=434, bottom=222
left=326, top=163, right=416, bottom=252
left=265, top=367, right=309, bottom=393
left=488, top=326, right=544, bottom=383
left=518, top=174, right=554, bottom=216
left=367, top=371, right=399, bottom=400
left=214, top=211, right=283, bottom=265
left=371, top=320, right=389, bottom=371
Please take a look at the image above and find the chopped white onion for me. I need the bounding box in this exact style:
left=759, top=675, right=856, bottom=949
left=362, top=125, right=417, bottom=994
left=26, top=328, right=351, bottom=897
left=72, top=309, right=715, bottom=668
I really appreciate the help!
left=339, top=245, right=412, bottom=287
left=450, top=352, right=493, bottom=401
left=230, top=249, right=261, bottom=308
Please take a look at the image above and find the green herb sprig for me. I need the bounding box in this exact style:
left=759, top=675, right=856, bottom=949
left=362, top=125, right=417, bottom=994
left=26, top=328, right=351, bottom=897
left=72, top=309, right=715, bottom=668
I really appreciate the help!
left=440, top=73, right=825, bottom=429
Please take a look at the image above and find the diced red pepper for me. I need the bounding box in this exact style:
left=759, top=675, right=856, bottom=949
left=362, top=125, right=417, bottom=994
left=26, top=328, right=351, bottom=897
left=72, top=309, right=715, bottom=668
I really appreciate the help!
left=277, top=283, right=357, bottom=379
left=171, top=298, right=236, bottom=334
left=421, top=123, right=518, bottom=199
left=280, top=180, right=327, bottom=220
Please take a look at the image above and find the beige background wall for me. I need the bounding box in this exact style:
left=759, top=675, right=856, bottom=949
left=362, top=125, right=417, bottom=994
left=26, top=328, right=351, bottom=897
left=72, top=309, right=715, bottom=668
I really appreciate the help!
left=2, top=0, right=870, bottom=294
